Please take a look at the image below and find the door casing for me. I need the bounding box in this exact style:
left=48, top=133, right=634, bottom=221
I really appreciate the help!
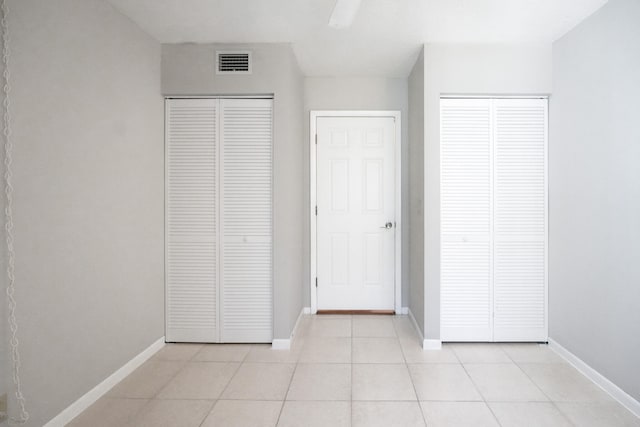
left=310, top=111, right=402, bottom=314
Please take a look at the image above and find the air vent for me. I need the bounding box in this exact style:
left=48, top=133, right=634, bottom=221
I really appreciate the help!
left=216, top=51, right=252, bottom=74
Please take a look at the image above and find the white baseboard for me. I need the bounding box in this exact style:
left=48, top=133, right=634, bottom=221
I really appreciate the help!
left=399, top=307, right=409, bottom=315
left=407, top=309, right=442, bottom=350
left=549, top=338, right=640, bottom=418
left=271, top=339, right=291, bottom=350
left=407, top=308, right=424, bottom=341
left=272, top=307, right=309, bottom=350
left=423, top=339, right=443, bottom=350
left=407, top=308, right=425, bottom=342
left=44, top=336, right=166, bottom=427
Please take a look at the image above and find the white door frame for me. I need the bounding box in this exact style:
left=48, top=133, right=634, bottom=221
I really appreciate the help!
left=310, top=111, right=402, bottom=314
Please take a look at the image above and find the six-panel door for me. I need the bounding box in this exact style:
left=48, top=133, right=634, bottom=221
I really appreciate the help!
left=316, top=117, right=396, bottom=310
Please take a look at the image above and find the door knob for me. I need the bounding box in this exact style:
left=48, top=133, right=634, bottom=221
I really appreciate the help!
left=380, top=222, right=393, bottom=229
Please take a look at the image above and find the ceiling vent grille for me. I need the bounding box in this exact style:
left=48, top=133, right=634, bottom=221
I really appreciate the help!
left=216, top=51, right=252, bottom=74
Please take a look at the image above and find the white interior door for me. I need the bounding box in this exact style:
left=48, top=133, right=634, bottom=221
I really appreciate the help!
left=316, top=116, right=396, bottom=310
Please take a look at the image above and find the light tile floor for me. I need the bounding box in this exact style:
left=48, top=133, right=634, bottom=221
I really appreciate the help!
left=68, top=315, right=640, bottom=427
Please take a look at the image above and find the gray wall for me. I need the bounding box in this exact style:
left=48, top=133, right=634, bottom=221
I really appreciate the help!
left=8, top=1, right=164, bottom=425
left=303, top=77, right=409, bottom=309
left=162, top=43, right=305, bottom=339
left=408, top=49, right=425, bottom=335
left=550, top=0, right=640, bottom=402
left=0, top=57, right=6, bottom=414
left=424, top=43, right=552, bottom=339
left=0, top=213, right=5, bottom=426
left=0, top=55, right=7, bottom=423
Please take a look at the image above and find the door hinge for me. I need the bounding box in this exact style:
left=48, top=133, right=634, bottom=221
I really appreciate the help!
left=315, top=277, right=318, bottom=288
left=315, top=206, right=318, bottom=216
left=315, top=134, right=318, bottom=145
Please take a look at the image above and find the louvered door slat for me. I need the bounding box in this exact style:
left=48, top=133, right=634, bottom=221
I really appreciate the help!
left=493, top=99, right=547, bottom=341
left=440, top=98, right=493, bottom=341
left=220, top=99, right=273, bottom=343
left=166, top=99, right=218, bottom=343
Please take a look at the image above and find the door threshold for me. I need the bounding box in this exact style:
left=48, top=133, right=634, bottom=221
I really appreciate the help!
left=316, top=310, right=395, bottom=315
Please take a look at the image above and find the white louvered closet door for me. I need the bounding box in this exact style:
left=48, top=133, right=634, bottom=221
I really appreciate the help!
left=220, top=99, right=273, bottom=343
left=493, top=99, right=547, bottom=341
left=440, top=99, right=493, bottom=341
left=166, top=99, right=218, bottom=343
left=440, top=98, right=548, bottom=342
left=166, top=98, right=273, bottom=344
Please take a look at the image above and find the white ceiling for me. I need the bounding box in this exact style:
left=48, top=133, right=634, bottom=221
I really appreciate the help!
left=105, top=0, right=608, bottom=77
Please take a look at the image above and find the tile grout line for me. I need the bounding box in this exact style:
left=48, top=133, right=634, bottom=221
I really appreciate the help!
left=190, top=344, right=249, bottom=427
left=456, top=345, right=576, bottom=427
left=274, top=322, right=306, bottom=426
left=140, top=358, right=190, bottom=400
left=204, top=350, right=246, bottom=410
left=200, top=344, right=255, bottom=426
left=511, top=357, right=577, bottom=426
left=457, top=349, right=504, bottom=427
left=502, top=347, right=552, bottom=399
left=195, top=400, right=218, bottom=427
left=479, top=346, right=511, bottom=427
left=151, top=344, right=207, bottom=400
left=395, top=316, right=428, bottom=427
left=449, top=344, right=462, bottom=364
left=128, top=344, right=227, bottom=427
left=350, top=315, right=354, bottom=425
